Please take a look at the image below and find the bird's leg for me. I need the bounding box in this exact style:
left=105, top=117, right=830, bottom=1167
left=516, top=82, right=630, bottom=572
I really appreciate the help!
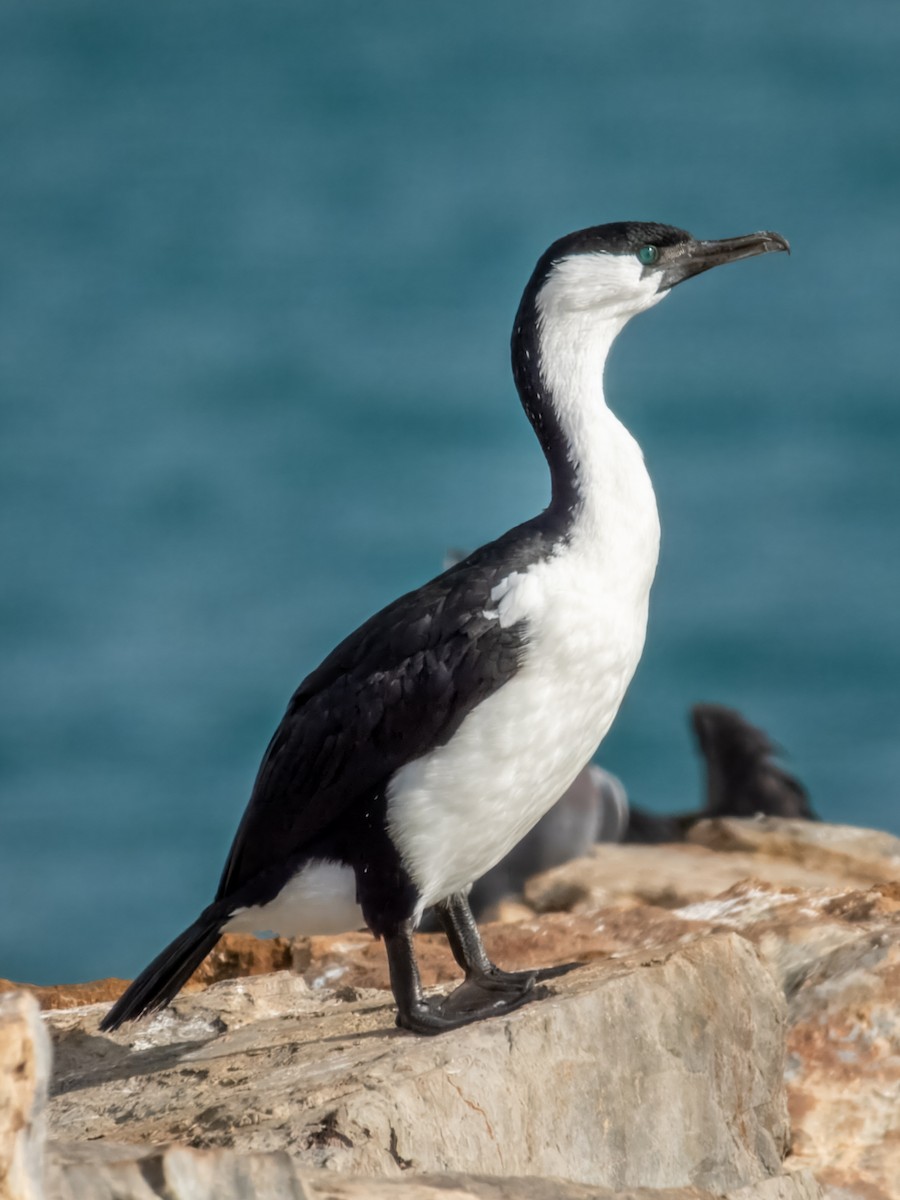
left=434, top=891, right=530, bottom=992
left=384, top=919, right=535, bottom=1035
left=434, top=891, right=580, bottom=995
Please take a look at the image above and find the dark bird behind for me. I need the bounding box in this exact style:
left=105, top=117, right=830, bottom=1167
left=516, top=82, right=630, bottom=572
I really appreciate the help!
left=693, top=702, right=818, bottom=821
left=625, top=702, right=817, bottom=843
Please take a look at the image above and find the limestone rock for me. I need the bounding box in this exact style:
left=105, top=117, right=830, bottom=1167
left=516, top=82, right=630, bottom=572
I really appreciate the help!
left=12, top=818, right=897, bottom=1199
left=686, top=818, right=900, bottom=886
left=0, top=935, right=294, bottom=1014
left=48, top=1143, right=823, bottom=1200
left=46, top=933, right=789, bottom=1194
left=0, top=991, right=50, bottom=1200
left=0, top=979, right=135, bottom=1015
left=670, top=880, right=900, bottom=1200
left=521, top=832, right=894, bottom=917
left=510, top=816, right=900, bottom=1200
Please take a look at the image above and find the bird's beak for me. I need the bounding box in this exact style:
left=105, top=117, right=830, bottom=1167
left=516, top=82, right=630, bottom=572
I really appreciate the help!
left=660, top=231, right=790, bottom=290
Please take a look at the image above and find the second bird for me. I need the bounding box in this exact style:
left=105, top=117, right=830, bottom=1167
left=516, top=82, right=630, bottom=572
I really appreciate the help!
left=102, top=221, right=789, bottom=1036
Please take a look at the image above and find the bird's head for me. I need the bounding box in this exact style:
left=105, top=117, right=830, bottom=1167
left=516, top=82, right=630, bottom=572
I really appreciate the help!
left=511, top=220, right=790, bottom=515
left=691, top=702, right=775, bottom=765
left=527, top=221, right=790, bottom=328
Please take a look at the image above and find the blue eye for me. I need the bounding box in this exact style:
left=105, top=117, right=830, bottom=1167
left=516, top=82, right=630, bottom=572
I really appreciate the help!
left=638, top=245, right=660, bottom=266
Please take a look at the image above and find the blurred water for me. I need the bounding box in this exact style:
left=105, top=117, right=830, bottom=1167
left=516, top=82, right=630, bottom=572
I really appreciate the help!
left=1, top=0, right=898, bottom=983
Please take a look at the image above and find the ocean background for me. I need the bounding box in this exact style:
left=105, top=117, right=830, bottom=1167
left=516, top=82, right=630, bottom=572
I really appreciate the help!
left=2, top=0, right=898, bottom=985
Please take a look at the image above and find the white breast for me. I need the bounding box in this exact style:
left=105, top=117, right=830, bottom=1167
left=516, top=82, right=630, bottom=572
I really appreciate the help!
left=388, top=412, right=660, bottom=918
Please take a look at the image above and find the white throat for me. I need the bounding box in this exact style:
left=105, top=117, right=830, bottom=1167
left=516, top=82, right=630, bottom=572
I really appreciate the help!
left=534, top=257, right=664, bottom=569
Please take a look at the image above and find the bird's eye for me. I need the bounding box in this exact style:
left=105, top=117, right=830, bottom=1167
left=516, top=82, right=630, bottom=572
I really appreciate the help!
left=637, top=245, right=660, bottom=266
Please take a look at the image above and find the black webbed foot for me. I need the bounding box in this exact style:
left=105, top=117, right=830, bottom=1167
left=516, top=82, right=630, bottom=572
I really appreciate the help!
left=471, top=959, right=580, bottom=994
left=434, top=891, right=584, bottom=992
left=532, top=960, right=581, bottom=982
left=384, top=898, right=580, bottom=1037
left=395, top=976, right=536, bottom=1036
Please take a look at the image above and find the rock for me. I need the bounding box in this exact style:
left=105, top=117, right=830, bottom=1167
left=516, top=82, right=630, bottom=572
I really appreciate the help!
left=48, top=1144, right=823, bottom=1200
left=686, top=818, right=900, bottom=886
left=192, top=933, right=295, bottom=987
left=11, top=818, right=897, bottom=1199
left=0, top=936, right=294, bottom=1014
left=46, top=933, right=791, bottom=1194
left=521, top=833, right=892, bottom=917
left=286, top=873, right=900, bottom=1198
left=511, top=820, right=900, bottom=1200
left=0, top=991, right=50, bottom=1200
left=0, top=979, right=135, bottom=1015
left=670, top=880, right=900, bottom=1200
left=48, top=1143, right=312, bottom=1200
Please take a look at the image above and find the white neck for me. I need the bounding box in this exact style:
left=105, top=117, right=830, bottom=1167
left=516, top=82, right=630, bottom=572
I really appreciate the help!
left=535, top=300, right=661, bottom=579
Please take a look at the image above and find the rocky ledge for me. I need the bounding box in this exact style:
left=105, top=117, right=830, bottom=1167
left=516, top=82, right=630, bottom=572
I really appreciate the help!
left=2, top=818, right=898, bottom=1200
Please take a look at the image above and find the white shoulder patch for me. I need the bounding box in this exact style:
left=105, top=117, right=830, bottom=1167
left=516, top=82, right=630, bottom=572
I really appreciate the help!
left=489, top=569, right=545, bottom=629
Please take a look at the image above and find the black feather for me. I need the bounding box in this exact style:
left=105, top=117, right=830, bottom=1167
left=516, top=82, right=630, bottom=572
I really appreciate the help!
left=99, top=910, right=224, bottom=1032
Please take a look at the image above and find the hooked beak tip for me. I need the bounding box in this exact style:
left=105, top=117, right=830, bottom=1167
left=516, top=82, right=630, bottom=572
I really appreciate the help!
left=762, top=231, right=791, bottom=256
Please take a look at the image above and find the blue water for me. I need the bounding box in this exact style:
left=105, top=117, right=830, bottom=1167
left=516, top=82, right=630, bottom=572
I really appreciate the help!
left=2, top=1, right=898, bottom=984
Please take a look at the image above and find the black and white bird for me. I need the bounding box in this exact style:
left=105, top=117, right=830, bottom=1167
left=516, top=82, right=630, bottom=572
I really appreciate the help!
left=102, top=221, right=789, bottom=1036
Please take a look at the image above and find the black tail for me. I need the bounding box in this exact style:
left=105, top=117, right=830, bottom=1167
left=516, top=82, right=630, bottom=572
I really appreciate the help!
left=100, top=911, right=224, bottom=1032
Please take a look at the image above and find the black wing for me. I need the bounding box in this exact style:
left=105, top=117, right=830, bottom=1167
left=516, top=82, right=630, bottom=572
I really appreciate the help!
left=215, top=519, right=560, bottom=900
